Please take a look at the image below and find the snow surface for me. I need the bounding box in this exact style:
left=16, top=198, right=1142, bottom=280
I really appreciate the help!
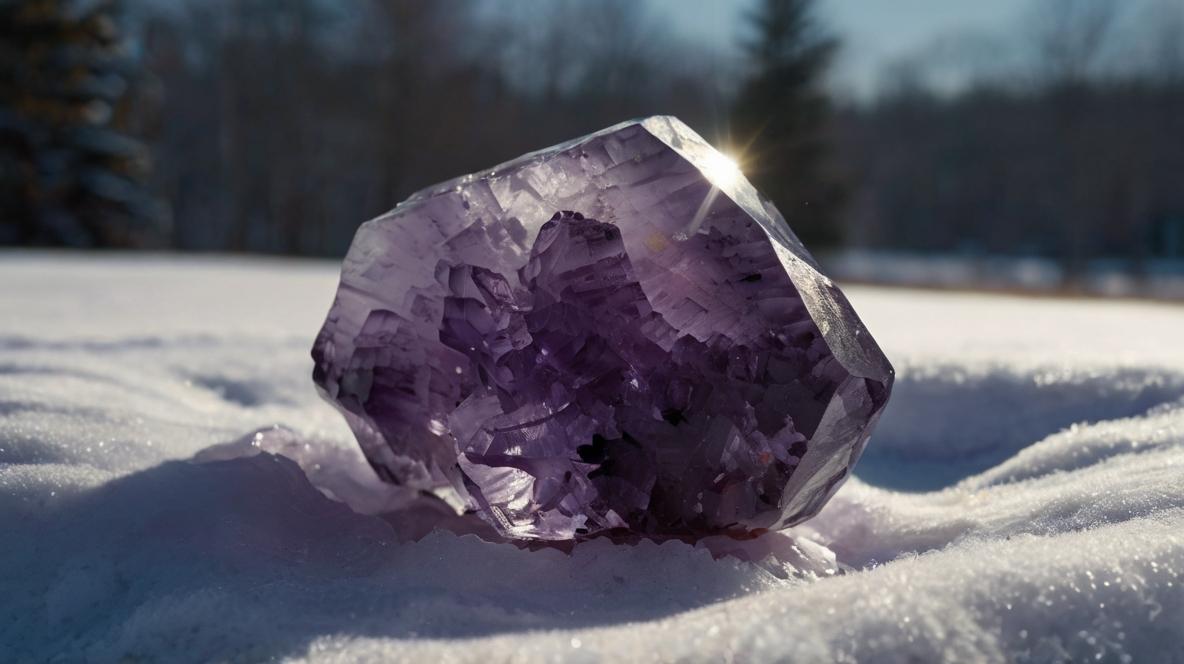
left=821, top=249, right=1184, bottom=301
left=2, top=251, right=1183, bottom=663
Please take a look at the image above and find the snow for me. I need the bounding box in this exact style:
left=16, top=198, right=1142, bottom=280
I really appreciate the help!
left=2, top=251, right=1183, bottom=663
left=821, top=249, right=1184, bottom=300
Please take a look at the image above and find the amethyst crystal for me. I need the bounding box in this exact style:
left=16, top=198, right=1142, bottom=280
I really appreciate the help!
left=312, top=117, right=893, bottom=541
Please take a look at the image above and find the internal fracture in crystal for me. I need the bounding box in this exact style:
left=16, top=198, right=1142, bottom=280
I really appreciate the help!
left=312, top=116, right=894, bottom=541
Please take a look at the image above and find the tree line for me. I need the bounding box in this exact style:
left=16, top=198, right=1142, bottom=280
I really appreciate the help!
left=837, top=0, right=1184, bottom=274
left=3, top=0, right=1183, bottom=277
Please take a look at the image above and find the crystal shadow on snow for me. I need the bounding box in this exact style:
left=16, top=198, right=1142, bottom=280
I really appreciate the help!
left=0, top=450, right=800, bottom=663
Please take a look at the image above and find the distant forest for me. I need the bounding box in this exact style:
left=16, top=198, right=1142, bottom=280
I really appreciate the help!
left=3, top=0, right=1183, bottom=276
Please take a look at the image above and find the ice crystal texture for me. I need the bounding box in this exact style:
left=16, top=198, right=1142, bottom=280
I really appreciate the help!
left=312, top=117, right=894, bottom=540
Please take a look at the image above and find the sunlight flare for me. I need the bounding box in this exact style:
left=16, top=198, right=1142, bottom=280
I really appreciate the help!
left=703, top=151, right=742, bottom=190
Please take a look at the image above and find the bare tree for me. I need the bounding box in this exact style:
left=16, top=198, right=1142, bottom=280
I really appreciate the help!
left=1027, top=0, right=1117, bottom=281
left=1144, top=0, right=1184, bottom=84
left=1031, top=0, right=1117, bottom=85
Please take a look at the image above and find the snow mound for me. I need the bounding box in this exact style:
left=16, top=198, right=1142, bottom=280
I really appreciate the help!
left=2, top=253, right=1183, bottom=662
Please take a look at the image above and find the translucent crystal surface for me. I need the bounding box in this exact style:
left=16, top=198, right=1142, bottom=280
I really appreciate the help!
left=312, top=117, right=894, bottom=540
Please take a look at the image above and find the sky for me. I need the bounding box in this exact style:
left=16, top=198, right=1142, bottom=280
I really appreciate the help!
left=651, top=0, right=1031, bottom=98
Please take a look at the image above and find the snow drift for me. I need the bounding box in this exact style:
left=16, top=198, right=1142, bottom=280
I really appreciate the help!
left=1, top=253, right=1183, bottom=662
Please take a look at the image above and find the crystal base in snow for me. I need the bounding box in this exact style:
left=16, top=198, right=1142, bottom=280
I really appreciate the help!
left=312, top=116, right=894, bottom=541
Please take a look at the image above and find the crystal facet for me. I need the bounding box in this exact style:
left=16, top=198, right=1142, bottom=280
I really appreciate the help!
left=312, top=117, right=894, bottom=541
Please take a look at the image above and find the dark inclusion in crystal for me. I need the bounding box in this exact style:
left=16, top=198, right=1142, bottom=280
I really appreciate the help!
left=312, top=117, right=893, bottom=541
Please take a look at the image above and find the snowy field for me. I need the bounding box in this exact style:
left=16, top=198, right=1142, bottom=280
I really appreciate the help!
left=820, top=249, right=1184, bottom=301
left=2, top=251, right=1184, bottom=663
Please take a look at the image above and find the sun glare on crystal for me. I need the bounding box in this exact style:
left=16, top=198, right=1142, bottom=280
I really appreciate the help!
left=704, top=151, right=742, bottom=189
left=682, top=151, right=741, bottom=240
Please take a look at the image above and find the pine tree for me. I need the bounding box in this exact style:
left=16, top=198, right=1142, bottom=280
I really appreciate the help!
left=0, top=0, right=164, bottom=247
left=732, top=0, right=844, bottom=247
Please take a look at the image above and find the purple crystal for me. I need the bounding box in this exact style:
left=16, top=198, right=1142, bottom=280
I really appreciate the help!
left=312, top=117, right=893, bottom=541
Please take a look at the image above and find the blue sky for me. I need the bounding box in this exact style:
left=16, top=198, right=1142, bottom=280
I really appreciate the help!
left=651, top=0, right=1031, bottom=97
